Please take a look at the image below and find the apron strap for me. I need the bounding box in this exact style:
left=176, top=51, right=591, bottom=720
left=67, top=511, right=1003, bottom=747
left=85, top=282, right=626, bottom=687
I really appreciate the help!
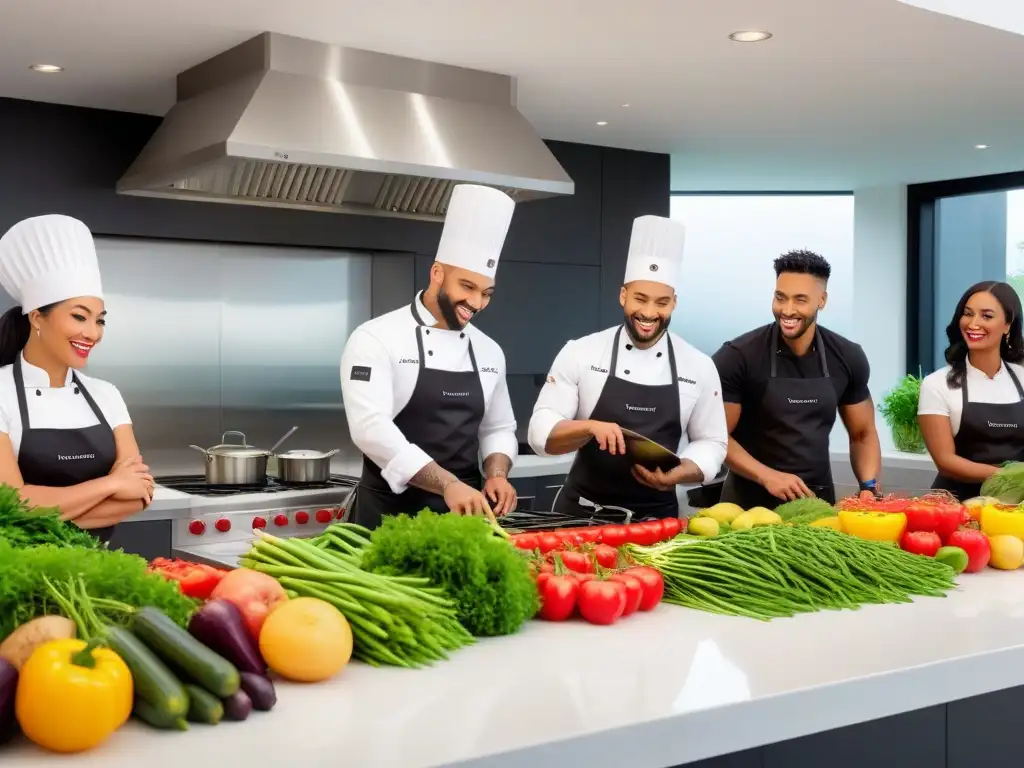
left=12, top=356, right=31, bottom=430
left=72, top=375, right=112, bottom=429
left=1006, top=364, right=1024, bottom=400
left=409, top=293, right=426, bottom=326
left=961, top=368, right=971, bottom=411
left=666, top=333, right=679, bottom=382
left=609, top=326, right=623, bottom=376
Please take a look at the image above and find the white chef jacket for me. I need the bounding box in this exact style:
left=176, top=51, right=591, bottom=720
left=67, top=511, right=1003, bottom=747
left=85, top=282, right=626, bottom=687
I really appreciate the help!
left=918, top=361, right=1024, bottom=436
left=340, top=293, right=518, bottom=495
left=528, top=327, right=728, bottom=483
left=0, top=354, right=131, bottom=457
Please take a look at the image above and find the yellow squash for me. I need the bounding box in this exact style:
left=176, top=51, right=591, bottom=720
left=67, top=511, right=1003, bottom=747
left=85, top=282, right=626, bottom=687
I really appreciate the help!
left=980, top=504, right=1024, bottom=540
left=16, top=639, right=132, bottom=753
left=838, top=510, right=907, bottom=542
left=809, top=516, right=842, bottom=531
left=988, top=535, right=1024, bottom=570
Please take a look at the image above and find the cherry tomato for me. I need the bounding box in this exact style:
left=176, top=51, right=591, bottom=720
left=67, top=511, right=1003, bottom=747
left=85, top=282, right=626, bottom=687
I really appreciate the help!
left=577, top=527, right=603, bottom=545
left=633, top=522, right=662, bottom=546
left=601, top=525, right=628, bottom=548
left=627, top=566, right=665, bottom=611
left=593, top=544, right=618, bottom=569
left=577, top=579, right=627, bottom=625
left=561, top=551, right=594, bottom=574
left=538, top=533, right=561, bottom=553
left=609, top=572, right=644, bottom=616
left=514, top=533, right=539, bottom=550
left=537, top=574, right=578, bottom=621
left=661, top=517, right=684, bottom=538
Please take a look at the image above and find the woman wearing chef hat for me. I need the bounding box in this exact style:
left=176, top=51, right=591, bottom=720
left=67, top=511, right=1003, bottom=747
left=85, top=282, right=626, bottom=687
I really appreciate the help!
left=528, top=215, right=728, bottom=519
left=0, top=214, right=153, bottom=542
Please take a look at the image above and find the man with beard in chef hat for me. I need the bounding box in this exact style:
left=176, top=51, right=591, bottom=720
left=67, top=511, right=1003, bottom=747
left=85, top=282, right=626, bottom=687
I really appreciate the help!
left=342, top=184, right=519, bottom=530
left=528, top=215, right=728, bottom=519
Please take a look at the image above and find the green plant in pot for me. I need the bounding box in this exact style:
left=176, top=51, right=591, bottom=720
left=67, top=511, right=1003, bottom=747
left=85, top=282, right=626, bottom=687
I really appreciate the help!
left=879, top=373, right=926, bottom=454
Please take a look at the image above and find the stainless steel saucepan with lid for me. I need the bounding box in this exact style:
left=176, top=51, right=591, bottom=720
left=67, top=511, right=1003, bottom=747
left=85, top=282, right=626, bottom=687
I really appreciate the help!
left=189, top=431, right=272, bottom=485
left=274, top=448, right=340, bottom=484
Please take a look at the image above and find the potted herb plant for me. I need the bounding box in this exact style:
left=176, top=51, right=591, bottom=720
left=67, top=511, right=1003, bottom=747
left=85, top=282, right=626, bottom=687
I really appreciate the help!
left=879, top=373, right=926, bottom=454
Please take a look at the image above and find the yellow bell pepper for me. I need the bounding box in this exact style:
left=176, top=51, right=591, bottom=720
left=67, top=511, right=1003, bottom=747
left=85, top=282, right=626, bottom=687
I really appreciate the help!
left=16, top=639, right=132, bottom=753
left=809, top=516, right=842, bottom=531
left=980, top=504, right=1024, bottom=540
left=838, top=510, right=907, bottom=542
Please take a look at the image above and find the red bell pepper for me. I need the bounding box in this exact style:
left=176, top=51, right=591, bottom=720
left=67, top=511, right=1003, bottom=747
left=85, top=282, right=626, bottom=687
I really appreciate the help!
left=149, top=557, right=228, bottom=600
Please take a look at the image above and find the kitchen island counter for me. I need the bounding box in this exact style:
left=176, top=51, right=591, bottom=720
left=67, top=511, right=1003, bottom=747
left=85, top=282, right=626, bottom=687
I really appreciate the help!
left=8, top=570, right=1024, bottom=768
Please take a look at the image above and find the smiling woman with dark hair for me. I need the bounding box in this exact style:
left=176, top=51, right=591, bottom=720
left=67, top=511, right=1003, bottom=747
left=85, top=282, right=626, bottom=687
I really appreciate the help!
left=918, top=281, right=1024, bottom=500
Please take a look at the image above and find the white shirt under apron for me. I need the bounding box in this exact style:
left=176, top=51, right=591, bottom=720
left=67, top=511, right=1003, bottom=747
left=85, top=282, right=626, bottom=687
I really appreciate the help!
left=0, top=354, right=131, bottom=458
left=527, top=326, right=729, bottom=483
left=339, top=294, right=518, bottom=496
left=918, top=361, right=1024, bottom=436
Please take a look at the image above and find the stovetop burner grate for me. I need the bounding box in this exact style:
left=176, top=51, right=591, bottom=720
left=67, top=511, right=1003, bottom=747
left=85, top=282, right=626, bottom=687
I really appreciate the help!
left=157, top=474, right=359, bottom=497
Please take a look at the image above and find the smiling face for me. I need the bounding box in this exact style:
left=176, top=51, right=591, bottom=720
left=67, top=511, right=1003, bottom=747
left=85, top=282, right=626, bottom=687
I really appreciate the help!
left=773, top=272, right=827, bottom=341
left=960, top=290, right=1010, bottom=353
left=30, top=296, right=106, bottom=370
left=431, top=263, right=494, bottom=330
left=620, top=280, right=676, bottom=346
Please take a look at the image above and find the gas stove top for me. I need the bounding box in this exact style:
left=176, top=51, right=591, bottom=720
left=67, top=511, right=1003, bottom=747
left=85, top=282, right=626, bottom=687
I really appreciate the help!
left=156, top=474, right=359, bottom=497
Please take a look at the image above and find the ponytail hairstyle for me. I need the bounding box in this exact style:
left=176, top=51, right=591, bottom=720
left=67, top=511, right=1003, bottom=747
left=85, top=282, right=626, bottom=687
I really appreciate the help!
left=945, top=281, right=1024, bottom=389
left=0, top=303, right=56, bottom=367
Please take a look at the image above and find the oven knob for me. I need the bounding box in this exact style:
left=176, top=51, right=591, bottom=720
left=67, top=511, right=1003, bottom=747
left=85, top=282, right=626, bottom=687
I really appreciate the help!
left=215, top=518, right=231, bottom=533
left=252, top=516, right=267, bottom=530
left=188, top=519, right=206, bottom=536
left=315, top=509, right=332, bottom=524
left=295, top=511, right=310, bottom=525
left=336, top=508, right=345, bottom=520
left=273, top=514, right=289, bottom=527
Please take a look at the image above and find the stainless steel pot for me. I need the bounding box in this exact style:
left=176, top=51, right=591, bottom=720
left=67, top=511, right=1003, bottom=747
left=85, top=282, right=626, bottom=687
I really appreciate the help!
left=190, top=431, right=272, bottom=485
left=274, top=448, right=339, bottom=484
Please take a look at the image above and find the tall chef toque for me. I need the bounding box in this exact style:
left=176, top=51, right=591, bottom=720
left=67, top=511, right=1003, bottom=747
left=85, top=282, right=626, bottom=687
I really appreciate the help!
left=0, top=215, right=103, bottom=313
left=434, top=184, right=515, bottom=281
left=622, top=215, right=687, bottom=292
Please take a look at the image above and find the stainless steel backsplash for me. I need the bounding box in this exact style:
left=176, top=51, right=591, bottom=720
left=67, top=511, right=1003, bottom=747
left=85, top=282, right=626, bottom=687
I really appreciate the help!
left=15, top=237, right=374, bottom=476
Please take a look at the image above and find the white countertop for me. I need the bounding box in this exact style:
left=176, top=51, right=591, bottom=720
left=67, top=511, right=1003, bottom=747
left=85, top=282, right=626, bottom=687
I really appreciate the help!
left=9, top=571, right=1024, bottom=767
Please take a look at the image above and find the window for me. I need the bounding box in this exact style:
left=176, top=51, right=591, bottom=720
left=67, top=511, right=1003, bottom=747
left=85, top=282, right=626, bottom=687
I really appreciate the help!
left=668, top=194, right=855, bottom=356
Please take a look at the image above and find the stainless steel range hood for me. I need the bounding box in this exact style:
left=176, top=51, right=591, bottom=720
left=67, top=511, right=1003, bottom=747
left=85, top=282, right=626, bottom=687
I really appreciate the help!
left=117, top=33, right=574, bottom=220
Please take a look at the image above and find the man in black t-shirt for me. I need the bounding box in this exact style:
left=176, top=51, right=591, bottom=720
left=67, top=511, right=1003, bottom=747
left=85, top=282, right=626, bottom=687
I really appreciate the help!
left=711, top=250, right=882, bottom=509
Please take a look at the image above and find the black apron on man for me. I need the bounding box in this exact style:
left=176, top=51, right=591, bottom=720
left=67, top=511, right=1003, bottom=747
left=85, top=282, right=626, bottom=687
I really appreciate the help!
left=720, top=326, right=838, bottom=510
left=931, top=366, right=1024, bottom=501
left=555, top=326, right=683, bottom=520
left=349, top=301, right=486, bottom=531
left=13, top=357, right=118, bottom=542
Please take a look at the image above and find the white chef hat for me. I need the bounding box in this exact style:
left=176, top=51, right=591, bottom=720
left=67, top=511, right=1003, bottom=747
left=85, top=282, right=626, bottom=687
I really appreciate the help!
left=434, top=184, right=515, bottom=281
left=623, top=215, right=687, bottom=292
left=0, top=215, right=103, bottom=313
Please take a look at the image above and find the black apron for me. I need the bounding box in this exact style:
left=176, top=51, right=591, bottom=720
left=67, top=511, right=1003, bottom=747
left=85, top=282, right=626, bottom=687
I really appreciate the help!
left=720, top=326, right=838, bottom=510
left=555, top=326, right=683, bottom=519
left=349, top=301, right=486, bottom=531
left=14, top=357, right=118, bottom=543
left=931, top=365, right=1024, bottom=501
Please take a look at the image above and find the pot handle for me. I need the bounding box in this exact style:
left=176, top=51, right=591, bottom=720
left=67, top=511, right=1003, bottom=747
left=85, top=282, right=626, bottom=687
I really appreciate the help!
left=188, top=445, right=208, bottom=455
left=221, top=430, right=249, bottom=447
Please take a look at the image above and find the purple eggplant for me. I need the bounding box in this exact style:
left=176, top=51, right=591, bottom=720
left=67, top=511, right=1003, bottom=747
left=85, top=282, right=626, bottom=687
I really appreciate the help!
left=222, top=688, right=252, bottom=722
left=188, top=600, right=266, bottom=676
left=0, top=659, right=18, bottom=744
left=239, top=672, right=276, bottom=712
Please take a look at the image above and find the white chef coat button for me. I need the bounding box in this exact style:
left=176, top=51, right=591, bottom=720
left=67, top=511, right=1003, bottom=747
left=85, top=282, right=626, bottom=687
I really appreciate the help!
left=428, top=350, right=434, bottom=356
left=74, top=387, right=80, bottom=394
left=657, top=352, right=663, bottom=358
left=35, top=390, right=40, bottom=396
left=624, top=369, right=631, bottom=375
left=626, top=344, right=633, bottom=351
left=460, top=333, right=465, bottom=338
left=425, top=329, right=430, bottom=335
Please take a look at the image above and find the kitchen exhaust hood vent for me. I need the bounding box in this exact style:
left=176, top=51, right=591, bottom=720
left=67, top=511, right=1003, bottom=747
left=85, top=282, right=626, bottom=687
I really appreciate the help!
left=117, top=33, right=574, bottom=220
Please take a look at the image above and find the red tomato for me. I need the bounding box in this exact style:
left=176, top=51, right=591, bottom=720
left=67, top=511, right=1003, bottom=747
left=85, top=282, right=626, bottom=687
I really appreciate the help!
left=210, top=568, right=289, bottom=641
left=514, top=533, right=539, bottom=550
left=561, top=551, right=594, bottom=574
left=661, top=517, right=684, bottom=538
left=538, top=574, right=578, bottom=621
left=903, top=503, right=938, bottom=533
left=933, top=505, right=965, bottom=543
left=593, top=544, right=618, bottom=569
left=577, top=527, right=602, bottom=545
left=577, top=580, right=627, bottom=625
left=609, top=573, right=643, bottom=616
left=899, top=530, right=942, bottom=557
left=638, top=521, right=664, bottom=545
left=601, top=525, right=628, bottom=548
left=149, top=558, right=228, bottom=600
left=948, top=529, right=991, bottom=573
left=627, top=566, right=665, bottom=611
left=537, top=533, right=561, bottom=553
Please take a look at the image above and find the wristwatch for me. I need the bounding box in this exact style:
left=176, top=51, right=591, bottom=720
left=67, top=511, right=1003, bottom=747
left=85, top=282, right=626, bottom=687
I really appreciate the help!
left=858, top=479, right=882, bottom=498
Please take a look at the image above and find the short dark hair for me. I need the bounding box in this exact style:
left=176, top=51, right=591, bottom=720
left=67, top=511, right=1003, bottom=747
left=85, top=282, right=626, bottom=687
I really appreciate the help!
left=773, top=250, right=831, bottom=282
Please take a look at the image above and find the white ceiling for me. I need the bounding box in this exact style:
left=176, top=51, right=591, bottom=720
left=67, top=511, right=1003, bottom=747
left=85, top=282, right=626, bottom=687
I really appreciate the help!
left=3, top=0, right=1024, bottom=191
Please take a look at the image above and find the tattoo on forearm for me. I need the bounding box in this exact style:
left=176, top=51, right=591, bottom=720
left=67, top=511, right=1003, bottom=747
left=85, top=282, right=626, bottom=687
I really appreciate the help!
left=410, top=462, right=459, bottom=496
left=483, top=453, right=512, bottom=479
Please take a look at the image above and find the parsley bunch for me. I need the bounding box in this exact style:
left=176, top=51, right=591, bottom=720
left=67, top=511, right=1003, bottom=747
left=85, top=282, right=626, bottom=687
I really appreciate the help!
left=361, top=510, right=538, bottom=637
left=0, top=483, right=100, bottom=550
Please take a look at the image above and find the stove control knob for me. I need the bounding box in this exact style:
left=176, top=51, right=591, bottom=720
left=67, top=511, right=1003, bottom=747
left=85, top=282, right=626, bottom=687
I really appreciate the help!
left=335, top=508, right=345, bottom=520
left=295, top=510, right=310, bottom=525
left=252, top=516, right=267, bottom=530
left=215, top=518, right=231, bottom=533
left=188, top=519, right=206, bottom=536
left=273, top=514, right=289, bottom=527
left=315, top=509, right=332, bottom=524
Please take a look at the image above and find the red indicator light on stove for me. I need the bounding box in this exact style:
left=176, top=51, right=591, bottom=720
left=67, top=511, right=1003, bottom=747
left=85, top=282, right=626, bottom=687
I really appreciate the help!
left=295, top=511, right=310, bottom=525
left=273, top=514, right=289, bottom=527
left=252, top=517, right=267, bottom=530
left=188, top=520, right=205, bottom=536
left=215, top=518, right=231, bottom=533
left=315, top=509, right=332, bottom=524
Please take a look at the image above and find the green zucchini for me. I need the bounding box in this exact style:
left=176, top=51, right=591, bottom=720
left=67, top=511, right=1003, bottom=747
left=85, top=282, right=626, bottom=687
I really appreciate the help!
left=131, top=607, right=240, bottom=698
left=185, top=684, right=224, bottom=725
left=104, top=625, right=189, bottom=718
left=133, top=697, right=188, bottom=731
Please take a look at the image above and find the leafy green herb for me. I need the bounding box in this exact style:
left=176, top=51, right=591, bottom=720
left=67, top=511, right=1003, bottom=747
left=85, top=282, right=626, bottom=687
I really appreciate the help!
left=981, top=462, right=1024, bottom=504
left=361, top=510, right=538, bottom=637
left=774, top=497, right=835, bottom=525
left=0, top=538, right=196, bottom=639
left=879, top=373, right=926, bottom=454
left=0, top=483, right=99, bottom=550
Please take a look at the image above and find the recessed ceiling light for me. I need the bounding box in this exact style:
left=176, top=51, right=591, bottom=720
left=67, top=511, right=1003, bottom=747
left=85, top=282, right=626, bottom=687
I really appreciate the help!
left=596, top=121, right=608, bottom=126
left=975, top=144, right=989, bottom=150
left=621, top=103, right=630, bottom=108
left=29, top=64, right=64, bottom=73
left=729, top=30, right=772, bottom=43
